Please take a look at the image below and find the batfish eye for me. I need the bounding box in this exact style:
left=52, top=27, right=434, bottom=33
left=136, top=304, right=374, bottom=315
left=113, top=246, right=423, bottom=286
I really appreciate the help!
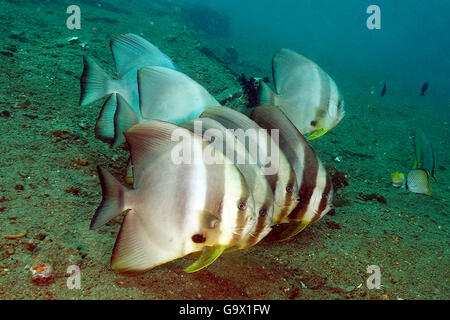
left=310, top=120, right=317, bottom=127
left=238, top=201, right=247, bottom=211
left=286, top=185, right=293, bottom=193
left=322, top=192, right=328, bottom=199
left=259, top=209, right=267, bottom=217
left=191, top=234, right=206, bottom=243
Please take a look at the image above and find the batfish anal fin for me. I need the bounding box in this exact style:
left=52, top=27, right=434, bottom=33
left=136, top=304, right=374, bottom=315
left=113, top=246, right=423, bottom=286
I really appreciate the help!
left=111, top=210, right=182, bottom=273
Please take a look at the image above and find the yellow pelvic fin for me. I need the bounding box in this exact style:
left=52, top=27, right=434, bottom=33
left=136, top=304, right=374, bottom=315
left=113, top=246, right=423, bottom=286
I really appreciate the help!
left=278, top=220, right=310, bottom=241
left=184, top=245, right=226, bottom=273
left=272, top=216, right=281, bottom=225
left=124, top=162, right=134, bottom=185
left=306, top=128, right=329, bottom=140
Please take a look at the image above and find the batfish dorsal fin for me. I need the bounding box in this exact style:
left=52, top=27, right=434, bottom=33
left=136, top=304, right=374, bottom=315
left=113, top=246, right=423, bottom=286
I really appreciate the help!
left=124, top=120, right=193, bottom=187
left=251, top=105, right=307, bottom=148
left=201, top=106, right=261, bottom=132
left=202, top=106, right=298, bottom=225
left=110, top=33, right=176, bottom=77
left=200, top=106, right=276, bottom=174
left=414, top=128, right=436, bottom=179
left=272, top=48, right=317, bottom=94
left=137, top=66, right=219, bottom=120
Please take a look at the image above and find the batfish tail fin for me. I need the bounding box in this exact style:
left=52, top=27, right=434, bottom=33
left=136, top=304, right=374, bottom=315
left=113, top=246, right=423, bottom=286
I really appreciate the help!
left=80, top=56, right=115, bottom=106
left=90, top=166, right=130, bottom=229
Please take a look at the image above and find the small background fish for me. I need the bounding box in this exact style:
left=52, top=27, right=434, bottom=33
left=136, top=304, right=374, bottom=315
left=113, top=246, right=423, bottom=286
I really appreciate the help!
left=421, top=82, right=429, bottom=96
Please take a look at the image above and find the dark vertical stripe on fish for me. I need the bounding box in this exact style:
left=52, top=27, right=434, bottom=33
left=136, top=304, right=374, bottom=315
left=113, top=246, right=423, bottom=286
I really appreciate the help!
left=311, top=172, right=332, bottom=223
left=231, top=173, right=252, bottom=245
left=318, top=71, right=332, bottom=118
left=288, top=147, right=319, bottom=221
left=279, top=167, right=298, bottom=222
left=245, top=200, right=271, bottom=247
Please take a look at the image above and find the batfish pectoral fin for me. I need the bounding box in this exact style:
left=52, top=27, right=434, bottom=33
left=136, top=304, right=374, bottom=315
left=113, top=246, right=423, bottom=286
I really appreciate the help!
left=306, top=128, right=329, bottom=140
left=277, top=220, right=310, bottom=241
left=184, top=245, right=226, bottom=273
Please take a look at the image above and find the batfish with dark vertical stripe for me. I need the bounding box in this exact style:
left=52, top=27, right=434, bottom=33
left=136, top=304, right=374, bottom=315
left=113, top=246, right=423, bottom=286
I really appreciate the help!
left=90, top=120, right=256, bottom=273
left=251, top=105, right=334, bottom=240
left=200, top=106, right=300, bottom=225
left=180, top=117, right=273, bottom=248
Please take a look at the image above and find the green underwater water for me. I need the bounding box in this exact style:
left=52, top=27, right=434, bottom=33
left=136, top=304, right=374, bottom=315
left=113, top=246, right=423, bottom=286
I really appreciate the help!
left=0, top=0, right=448, bottom=300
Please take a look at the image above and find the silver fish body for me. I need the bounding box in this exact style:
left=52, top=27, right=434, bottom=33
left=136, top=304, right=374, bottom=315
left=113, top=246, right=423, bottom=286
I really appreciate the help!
left=258, top=49, right=345, bottom=139
left=91, top=120, right=256, bottom=273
